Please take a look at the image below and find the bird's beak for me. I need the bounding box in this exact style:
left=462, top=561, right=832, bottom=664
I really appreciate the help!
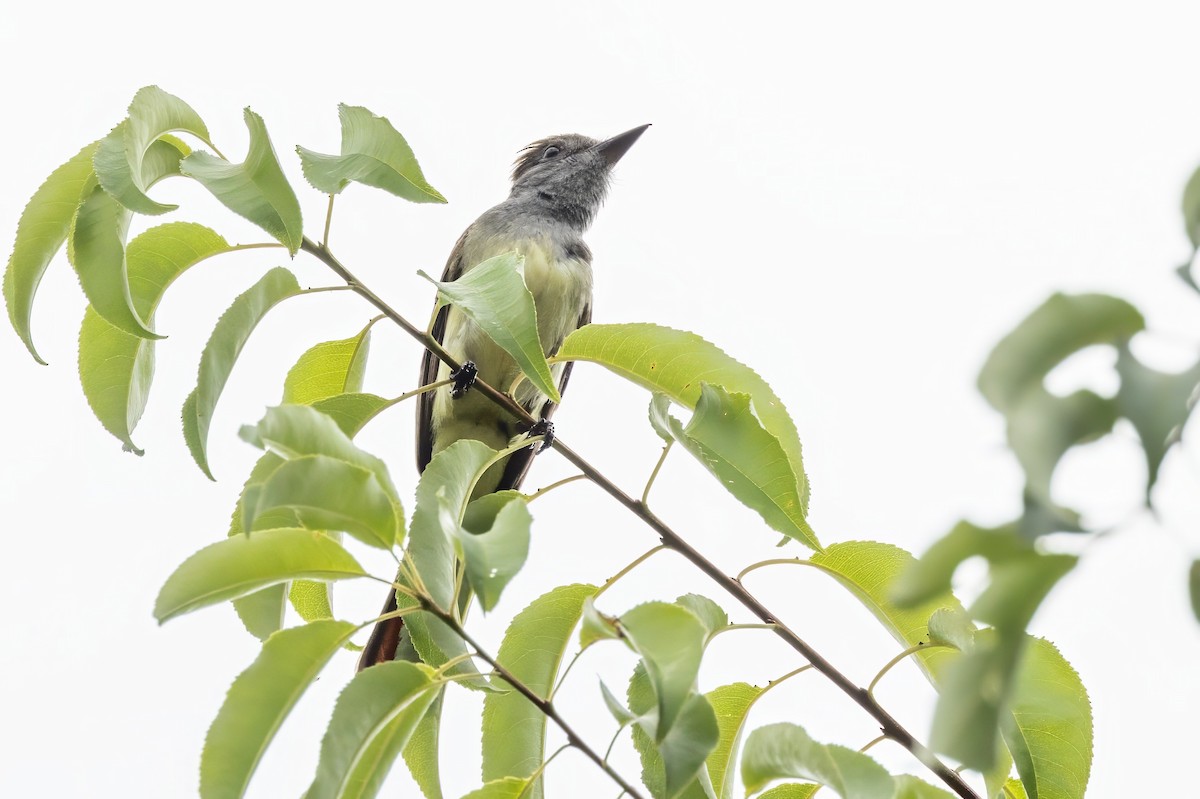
left=596, top=124, right=651, bottom=166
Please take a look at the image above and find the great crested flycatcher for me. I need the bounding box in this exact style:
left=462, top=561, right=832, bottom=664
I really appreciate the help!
left=358, top=124, right=649, bottom=670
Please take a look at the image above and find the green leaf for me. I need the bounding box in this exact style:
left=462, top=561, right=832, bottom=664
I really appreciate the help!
left=756, top=786, right=817, bottom=799
left=283, top=327, right=373, bottom=404
left=740, top=723, right=893, bottom=799
left=229, top=392, right=391, bottom=639
left=181, top=108, right=303, bottom=253
left=579, top=596, right=621, bottom=649
left=252, top=454, right=400, bottom=549
left=403, top=688, right=446, bottom=799
left=297, top=104, right=446, bottom=203
left=404, top=440, right=498, bottom=676
left=1115, top=345, right=1200, bottom=497
left=676, top=594, right=729, bottom=641
left=201, top=620, right=355, bottom=799
left=457, top=778, right=529, bottom=799
left=978, top=293, right=1144, bottom=413
left=1002, top=638, right=1093, bottom=799
left=481, top=583, right=597, bottom=799
left=182, top=267, right=302, bottom=478
left=559, top=323, right=810, bottom=520
left=4, top=140, right=99, bottom=363
left=306, top=661, right=440, bottom=799
left=704, top=682, right=762, bottom=799
left=621, top=602, right=707, bottom=739
left=926, top=607, right=975, bottom=652
left=420, top=252, right=559, bottom=402
left=70, top=136, right=190, bottom=339
left=634, top=693, right=719, bottom=799
left=155, top=528, right=366, bottom=623
left=809, top=541, right=967, bottom=683
left=628, top=665, right=717, bottom=799
left=455, top=491, right=532, bottom=611
left=1004, top=777, right=1029, bottom=799
left=601, top=680, right=637, bottom=726
left=94, top=85, right=212, bottom=215
left=653, top=385, right=818, bottom=550
left=1191, top=560, right=1200, bottom=624
left=78, top=222, right=231, bottom=453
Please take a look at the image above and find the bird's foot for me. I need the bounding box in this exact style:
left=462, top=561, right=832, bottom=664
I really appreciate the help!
left=449, top=361, right=478, bottom=399
left=527, top=419, right=555, bottom=453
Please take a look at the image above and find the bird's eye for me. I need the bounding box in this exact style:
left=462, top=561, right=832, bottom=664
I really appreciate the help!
left=543, top=146, right=561, bottom=160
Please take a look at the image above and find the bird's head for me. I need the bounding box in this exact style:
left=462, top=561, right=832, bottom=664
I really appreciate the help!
left=509, top=124, right=649, bottom=229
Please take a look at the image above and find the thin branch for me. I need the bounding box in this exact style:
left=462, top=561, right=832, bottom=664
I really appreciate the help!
left=419, top=599, right=647, bottom=799
left=301, top=239, right=982, bottom=799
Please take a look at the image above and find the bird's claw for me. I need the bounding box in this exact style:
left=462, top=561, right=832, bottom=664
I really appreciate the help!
left=528, top=419, right=555, bottom=453
left=449, top=361, right=478, bottom=399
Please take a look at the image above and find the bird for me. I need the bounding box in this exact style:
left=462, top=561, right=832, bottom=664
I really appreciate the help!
left=357, top=124, right=650, bottom=670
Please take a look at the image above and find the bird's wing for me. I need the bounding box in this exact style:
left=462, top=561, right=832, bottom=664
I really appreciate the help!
left=415, top=227, right=469, bottom=472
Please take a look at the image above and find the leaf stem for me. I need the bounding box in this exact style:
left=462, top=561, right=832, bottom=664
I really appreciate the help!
left=322, top=194, right=335, bottom=248
left=867, top=642, right=954, bottom=698
left=737, top=557, right=804, bottom=582
left=550, top=648, right=586, bottom=700
left=593, top=544, right=668, bottom=600
left=419, top=598, right=647, bottom=799
left=859, top=734, right=887, bottom=753
left=517, top=743, right=570, bottom=799
left=709, top=622, right=777, bottom=639
left=526, top=474, right=588, bottom=504
left=641, top=442, right=673, bottom=506
left=299, top=285, right=355, bottom=296
left=302, top=239, right=982, bottom=799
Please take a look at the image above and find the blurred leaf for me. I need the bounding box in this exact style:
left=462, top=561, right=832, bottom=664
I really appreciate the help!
left=297, top=104, right=446, bottom=203
left=704, top=681, right=762, bottom=799
left=970, top=553, right=1076, bottom=632
left=653, top=385, right=818, bottom=549
left=201, top=620, right=354, bottom=799
left=70, top=136, right=190, bottom=339
left=305, top=661, right=440, bottom=799
left=181, top=108, right=303, bottom=253
left=4, top=139, right=99, bottom=363
left=94, top=85, right=212, bottom=215
left=1006, top=387, right=1117, bottom=530
left=601, top=680, right=637, bottom=726
left=456, top=491, right=531, bottom=611
left=155, top=528, right=365, bottom=623
left=230, top=584, right=286, bottom=641
left=403, top=688, right=446, bottom=799
left=1002, top=638, right=1093, bottom=799
left=182, top=267, right=302, bottom=478
left=1115, top=344, right=1200, bottom=497
left=1183, top=163, right=1200, bottom=248
left=481, top=583, right=597, bottom=799
left=1191, top=560, right=1200, bottom=624
left=559, top=323, right=810, bottom=519
left=978, top=293, right=1143, bottom=412
left=891, top=776, right=956, bottom=798
left=252, top=454, right=399, bottom=549
left=810, top=541, right=967, bottom=683
left=930, top=630, right=1024, bottom=771
left=621, top=602, right=707, bottom=740
left=420, top=252, right=559, bottom=402
left=283, top=326, right=373, bottom=404
left=457, top=778, right=529, bottom=799
left=79, top=222, right=231, bottom=453
left=740, top=723, right=893, bottom=799
left=893, top=522, right=1027, bottom=608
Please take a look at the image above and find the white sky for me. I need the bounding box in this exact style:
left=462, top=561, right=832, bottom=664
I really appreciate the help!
left=2, top=2, right=1199, bottom=798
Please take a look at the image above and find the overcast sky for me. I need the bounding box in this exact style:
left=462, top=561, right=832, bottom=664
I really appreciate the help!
left=2, top=3, right=1199, bottom=798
